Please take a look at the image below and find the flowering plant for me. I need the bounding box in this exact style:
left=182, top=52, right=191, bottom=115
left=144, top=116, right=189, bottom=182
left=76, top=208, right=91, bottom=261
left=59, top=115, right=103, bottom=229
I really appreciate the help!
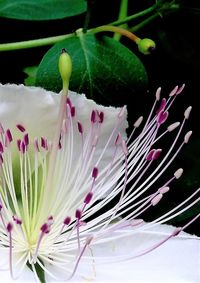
left=0, top=51, right=199, bottom=282
left=0, top=1, right=199, bottom=282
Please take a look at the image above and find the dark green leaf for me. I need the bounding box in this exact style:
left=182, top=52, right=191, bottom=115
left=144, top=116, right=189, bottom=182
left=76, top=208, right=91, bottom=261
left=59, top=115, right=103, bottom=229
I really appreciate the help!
left=24, top=66, right=38, bottom=86
left=0, top=0, right=86, bottom=20
left=36, top=33, right=148, bottom=106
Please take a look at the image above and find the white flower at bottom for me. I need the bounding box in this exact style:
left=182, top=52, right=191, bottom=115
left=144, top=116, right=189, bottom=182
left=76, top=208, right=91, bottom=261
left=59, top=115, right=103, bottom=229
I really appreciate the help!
left=0, top=84, right=199, bottom=282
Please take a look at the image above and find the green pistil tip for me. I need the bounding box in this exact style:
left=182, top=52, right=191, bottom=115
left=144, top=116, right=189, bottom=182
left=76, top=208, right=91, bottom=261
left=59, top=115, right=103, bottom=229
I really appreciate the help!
left=137, top=38, right=156, bottom=55
left=59, top=49, right=72, bottom=93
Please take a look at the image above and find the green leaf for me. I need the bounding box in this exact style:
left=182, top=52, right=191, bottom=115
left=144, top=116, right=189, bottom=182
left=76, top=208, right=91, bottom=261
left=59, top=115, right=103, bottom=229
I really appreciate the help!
left=0, top=0, right=86, bottom=20
left=36, top=33, right=148, bottom=106
left=24, top=66, right=38, bottom=86
left=27, top=261, right=46, bottom=283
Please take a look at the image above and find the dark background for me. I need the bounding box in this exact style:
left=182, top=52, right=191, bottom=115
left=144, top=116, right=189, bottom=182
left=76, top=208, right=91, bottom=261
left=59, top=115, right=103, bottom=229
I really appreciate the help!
left=0, top=0, right=199, bottom=234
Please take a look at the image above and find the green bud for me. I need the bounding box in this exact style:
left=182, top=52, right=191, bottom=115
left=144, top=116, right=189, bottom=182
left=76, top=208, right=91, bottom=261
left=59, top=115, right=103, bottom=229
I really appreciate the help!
left=137, top=38, right=156, bottom=55
left=58, top=49, right=72, bottom=93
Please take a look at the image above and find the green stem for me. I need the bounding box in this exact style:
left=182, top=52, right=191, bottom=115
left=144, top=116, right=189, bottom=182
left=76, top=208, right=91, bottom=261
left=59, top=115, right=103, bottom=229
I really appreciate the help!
left=113, top=0, right=128, bottom=41
left=130, top=13, right=159, bottom=32
left=0, top=32, right=74, bottom=51
left=0, top=5, right=158, bottom=52
left=89, top=25, right=140, bottom=42
left=110, top=3, right=157, bottom=26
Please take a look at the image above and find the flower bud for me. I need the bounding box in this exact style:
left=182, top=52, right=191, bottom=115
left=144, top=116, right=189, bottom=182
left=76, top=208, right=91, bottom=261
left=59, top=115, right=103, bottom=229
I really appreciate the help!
left=137, top=38, right=156, bottom=55
left=58, top=49, right=72, bottom=92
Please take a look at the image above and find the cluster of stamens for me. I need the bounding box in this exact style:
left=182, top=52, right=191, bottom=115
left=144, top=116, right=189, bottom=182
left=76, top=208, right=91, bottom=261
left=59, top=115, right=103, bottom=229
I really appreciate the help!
left=0, top=84, right=199, bottom=281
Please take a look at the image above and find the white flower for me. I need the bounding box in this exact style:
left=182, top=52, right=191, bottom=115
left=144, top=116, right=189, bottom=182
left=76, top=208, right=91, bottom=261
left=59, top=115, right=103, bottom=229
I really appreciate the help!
left=0, top=84, right=199, bottom=282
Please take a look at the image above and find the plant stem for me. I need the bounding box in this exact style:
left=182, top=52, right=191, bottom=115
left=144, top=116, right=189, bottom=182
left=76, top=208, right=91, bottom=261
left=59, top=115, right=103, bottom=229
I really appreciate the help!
left=0, top=5, right=158, bottom=52
left=113, top=0, right=128, bottom=41
left=0, top=33, right=74, bottom=51
left=130, top=13, right=159, bottom=32
left=90, top=25, right=140, bottom=43
left=110, top=3, right=157, bottom=26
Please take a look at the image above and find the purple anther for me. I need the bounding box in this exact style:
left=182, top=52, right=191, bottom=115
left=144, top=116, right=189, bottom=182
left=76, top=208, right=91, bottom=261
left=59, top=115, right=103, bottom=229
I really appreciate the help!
left=146, top=149, right=156, bottom=161
left=0, top=154, right=3, bottom=164
left=23, top=133, right=29, bottom=146
left=75, top=209, right=82, bottom=220
left=63, top=216, right=71, bottom=226
left=0, top=141, right=4, bottom=153
left=156, top=98, right=166, bottom=113
left=40, top=223, right=50, bottom=234
left=153, top=149, right=162, bottom=160
left=71, top=106, right=75, bottom=117
left=84, top=192, right=93, bottom=204
left=99, top=112, right=104, bottom=123
left=6, top=129, right=13, bottom=143
left=17, top=139, right=21, bottom=151
left=157, top=110, right=168, bottom=125
left=20, top=141, right=26, bottom=154
left=77, top=122, right=83, bottom=134
left=6, top=222, right=13, bottom=233
left=92, top=167, right=98, bottom=179
left=12, top=215, right=22, bottom=225
left=91, top=110, right=96, bottom=123
left=0, top=203, right=3, bottom=211
left=66, top=97, right=72, bottom=108
left=41, top=137, right=47, bottom=149
left=16, top=124, right=26, bottom=132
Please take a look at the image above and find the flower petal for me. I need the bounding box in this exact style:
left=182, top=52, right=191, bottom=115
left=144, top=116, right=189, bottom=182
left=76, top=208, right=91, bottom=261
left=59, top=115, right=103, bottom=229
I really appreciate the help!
left=1, top=224, right=199, bottom=282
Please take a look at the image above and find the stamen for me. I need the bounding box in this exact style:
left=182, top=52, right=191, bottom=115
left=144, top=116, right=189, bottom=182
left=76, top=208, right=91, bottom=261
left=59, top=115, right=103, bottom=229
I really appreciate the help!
left=23, top=133, right=29, bottom=146
left=84, top=192, right=93, bottom=205
left=92, top=167, right=98, bottom=179
left=184, top=131, right=192, bottom=144
left=169, top=85, right=179, bottom=97
left=157, top=98, right=166, bottom=113
left=5, top=129, right=13, bottom=146
left=32, top=220, right=52, bottom=263
left=174, top=168, right=183, bottom=179
left=167, top=122, right=180, bottom=132
left=134, top=116, right=143, bottom=128
left=176, top=84, right=185, bottom=95
left=157, top=110, right=168, bottom=125
left=0, top=141, right=4, bottom=153
left=12, top=215, right=22, bottom=225
left=151, top=193, right=163, bottom=206
left=68, top=236, right=93, bottom=280
left=184, top=106, right=192, bottom=119
left=6, top=222, right=14, bottom=279
left=91, top=110, right=96, bottom=123
left=155, top=87, right=161, bottom=101
left=16, top=124, right=26, bottom=132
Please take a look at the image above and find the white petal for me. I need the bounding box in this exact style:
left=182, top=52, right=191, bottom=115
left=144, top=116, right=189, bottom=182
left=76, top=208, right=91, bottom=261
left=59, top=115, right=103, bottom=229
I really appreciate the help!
left=73, top=224, right=200, bottom=283
left=1, top=224, right=199, bottom=282
left=0, top=83, right=127, bottom=140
